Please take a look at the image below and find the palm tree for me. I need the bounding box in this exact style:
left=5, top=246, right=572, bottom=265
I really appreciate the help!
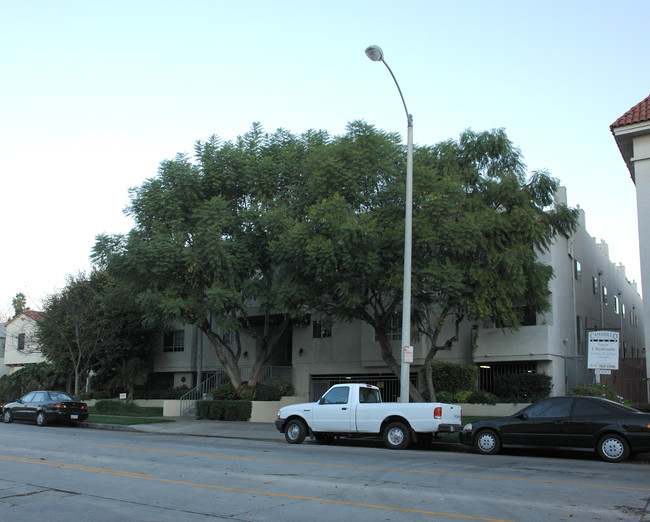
left=109, top=358, right=149, bottom=401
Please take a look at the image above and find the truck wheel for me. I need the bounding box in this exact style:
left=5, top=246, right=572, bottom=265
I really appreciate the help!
left=474, top=429, right=500, bottom=455
left=383, top=421, right=410, bottom=449
left=285, top=419, right=307, bottom=444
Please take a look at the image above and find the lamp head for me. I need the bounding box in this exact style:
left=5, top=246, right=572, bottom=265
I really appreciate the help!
left=365, top=45, right=384, bottom=62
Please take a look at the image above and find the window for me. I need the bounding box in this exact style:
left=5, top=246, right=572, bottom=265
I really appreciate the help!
left=320, top=386, right=349, bottom=404
left=602, top=286, right=608, bottom=305
left=573, top=398, right=611, bottom=416
left=17, top=333, right=25, bottom=351
left=574, top=260, right=582, bottom=281
left=614, top=295, right=620, bottom=315
left=312, top=320, right=332, bottom=339
left=387, top=313, right=402, bottom=341
left=576, top=316, right=583, bottom=354
left=359, top=387, right=381, bottom=403
left=163, top=330, right=185, bottom=352
left=524, top=397, right=572, bottom=418
left=592, top=276, right=598, bottom=295
left=622, top=304, right=626, bottom=320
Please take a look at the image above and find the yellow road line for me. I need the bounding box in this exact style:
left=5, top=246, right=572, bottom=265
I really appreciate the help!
left=1, top=432, right=648, bottom=492
left=0, top=454, right=514, bottom=521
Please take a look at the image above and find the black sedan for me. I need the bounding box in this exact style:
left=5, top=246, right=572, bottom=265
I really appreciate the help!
left=3, top=391, right=88, bottom=426
left=460, top=395, right=650, bottom=462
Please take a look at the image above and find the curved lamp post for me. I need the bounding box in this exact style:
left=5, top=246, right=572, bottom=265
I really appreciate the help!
left=365, top=45, right=413, bottom=403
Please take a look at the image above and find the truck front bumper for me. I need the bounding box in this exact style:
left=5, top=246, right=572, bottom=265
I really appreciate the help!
left=275, top=419, right=285, bottom=432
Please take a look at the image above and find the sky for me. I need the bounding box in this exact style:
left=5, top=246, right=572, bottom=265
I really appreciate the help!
left=1, top=0, right=649, bottom=318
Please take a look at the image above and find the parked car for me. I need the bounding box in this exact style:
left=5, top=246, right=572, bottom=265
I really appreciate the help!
left=3, top=391, right=88, bottom=426
left=460, top=395, right=650, bottom=463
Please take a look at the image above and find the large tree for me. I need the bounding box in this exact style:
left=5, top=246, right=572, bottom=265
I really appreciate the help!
left=273, top=123, right=578, bottom=401
left=93, top=124, right=322, bottom=390
left=37, top=270, right=154, bottom=397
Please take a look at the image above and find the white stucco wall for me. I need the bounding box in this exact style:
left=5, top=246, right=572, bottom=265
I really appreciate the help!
left=632, top=133, right=650, bottom=395
left=3, top=314, right=45, bottom=368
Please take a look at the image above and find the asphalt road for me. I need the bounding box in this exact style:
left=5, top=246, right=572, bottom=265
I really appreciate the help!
left=0, top=421, right=648, bottom=521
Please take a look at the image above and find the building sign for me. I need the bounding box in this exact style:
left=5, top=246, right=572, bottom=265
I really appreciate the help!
left=403, top=345, right=413, bottom=363
left=587, top=331, right=619, bottom=370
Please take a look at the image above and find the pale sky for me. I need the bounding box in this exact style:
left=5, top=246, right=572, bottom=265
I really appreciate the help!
left=1, top=0, right=648, bottom=318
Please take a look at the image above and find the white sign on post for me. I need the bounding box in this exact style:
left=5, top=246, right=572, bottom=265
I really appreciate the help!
left=587, top=331, right=619, bottom=370
left=403, top=345, right=414, bottom=363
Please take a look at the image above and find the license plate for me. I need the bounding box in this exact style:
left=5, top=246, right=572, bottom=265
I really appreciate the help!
left=71, top=414, right=78, bottom=419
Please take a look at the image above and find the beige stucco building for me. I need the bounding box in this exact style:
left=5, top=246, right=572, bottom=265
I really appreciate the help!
left=152, top=187, right=646, bottom=402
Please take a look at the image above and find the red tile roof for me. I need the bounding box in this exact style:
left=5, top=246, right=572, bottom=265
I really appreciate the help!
left=611, top=94, right=650, bottom=130
left=5, top=310, right=44, bottom=327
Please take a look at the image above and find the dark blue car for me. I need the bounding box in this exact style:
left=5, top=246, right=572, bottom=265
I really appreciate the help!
left=460, top=396, right=650, bottom=462
left=3, top=390, right=88, bottom=427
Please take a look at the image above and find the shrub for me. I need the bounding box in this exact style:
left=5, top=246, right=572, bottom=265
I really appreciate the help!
left=434, top=390, right=454, bottom=403
left=196, top=400, right=212, bottom=418
left=264, top=378, right=295, bottom=397
left=254, top=383, right=282, bottom=401
left=430, top=363, right=478, bottom=394
left=568, top=383, right=622, bottom=402
left=212, top=383, right=239, bottom=400
left=493, top=373, right=552, bottom=402
left=237, top=385, right=256, bottom=401
left=205, top=400, right=251, bottom=421
left=466, top=390, right=498, bottom=405
left=91, top=400, right=160, bottom=415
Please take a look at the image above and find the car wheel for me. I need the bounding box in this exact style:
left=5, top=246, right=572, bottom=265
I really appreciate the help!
left=3, top=409, right=13, bottom=423
left=474, top=429, right=501, bottom=455
left=383, top=421, right=410, bottom=449
left=597, top=434, right=630, bottom=463
left=36, top=411, right=47, bottom=426
left=284, top=419, right=307, bottom=444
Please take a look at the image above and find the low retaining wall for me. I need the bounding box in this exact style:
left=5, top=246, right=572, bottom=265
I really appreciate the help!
left=459, top=402, right=529, bottom=417
left=87, top=398, right=529, bottom=422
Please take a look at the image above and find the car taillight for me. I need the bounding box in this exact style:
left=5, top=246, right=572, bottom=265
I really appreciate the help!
left=53, top=403, right=65, bottom=410
left=81, top=404, right=88, bottom=411
left=434, top=406, right=442, bottom=419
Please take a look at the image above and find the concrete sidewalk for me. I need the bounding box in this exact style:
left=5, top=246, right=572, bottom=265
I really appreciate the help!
left=84, top=417, right=286, bottom=442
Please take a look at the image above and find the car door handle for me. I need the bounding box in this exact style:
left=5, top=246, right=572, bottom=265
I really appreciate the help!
left=342, top=407, right=347, bottom=410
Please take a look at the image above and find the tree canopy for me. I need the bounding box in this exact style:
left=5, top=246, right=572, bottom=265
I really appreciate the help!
left=37, top=270, right=155, bottom=397
left=94, top=121, right=578, bottom=400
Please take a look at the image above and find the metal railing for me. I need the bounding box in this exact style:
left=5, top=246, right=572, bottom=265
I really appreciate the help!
left=179, top=366, right=294, bottom=416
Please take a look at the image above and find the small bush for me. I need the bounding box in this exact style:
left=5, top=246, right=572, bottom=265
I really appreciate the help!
left=493, top=373, right=552, bottom=402
left=237, top=385, right=256, bottom=401
left=254, top=383, right=282, bottom=401
left=205, top=400, right=251, bottom=421
left=264, top=379, right=295, bottom=397
left=435, top=391, right=455, bottom=403
left=466, top=390, right=498, bottom=405
left=568, top=383, right=623, bottom=402
left=91, top=400, right=162, bottom=416
left=212, top=383, right=239, bottom=400
left=430, top=363, right=478, bottom=394
left=196, top=400, right=212, bottom=418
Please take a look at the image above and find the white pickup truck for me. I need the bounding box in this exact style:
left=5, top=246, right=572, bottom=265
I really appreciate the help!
left=275, top=383, right=462, bottom=449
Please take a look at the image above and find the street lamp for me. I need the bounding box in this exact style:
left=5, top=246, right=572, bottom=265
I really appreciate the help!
left=365, top=45, right=414, bottom=403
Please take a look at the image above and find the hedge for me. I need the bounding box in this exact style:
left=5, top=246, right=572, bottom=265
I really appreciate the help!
left=196, top=400, right=252, bottom=421
left=493, top=373, right=552, bottom=402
